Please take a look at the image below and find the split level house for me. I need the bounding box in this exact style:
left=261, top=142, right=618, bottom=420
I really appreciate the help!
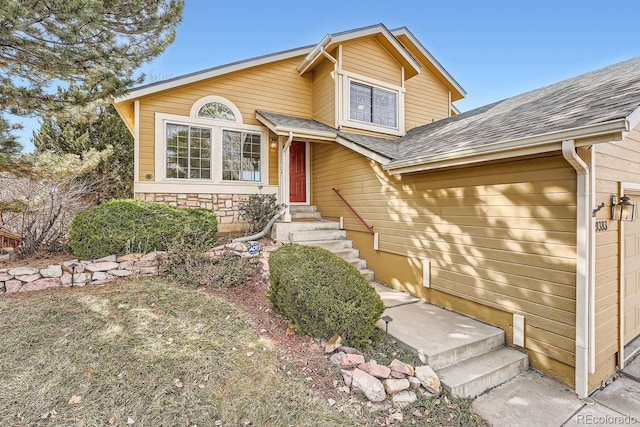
left=113, top=24, right=640, bottom=397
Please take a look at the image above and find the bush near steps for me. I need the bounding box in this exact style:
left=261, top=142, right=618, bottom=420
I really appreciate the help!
left=70, top=199, right=217, bottom=259
left=268, top=244, right=384, bottom=347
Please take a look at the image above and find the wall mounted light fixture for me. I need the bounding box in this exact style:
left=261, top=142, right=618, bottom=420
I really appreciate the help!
left=611, top=194, right=637, bottom=221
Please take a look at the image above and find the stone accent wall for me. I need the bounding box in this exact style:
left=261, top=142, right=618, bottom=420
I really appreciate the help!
left=135, top=192, right=249, bottom=232
left=0, top=252, right=165, bottom=294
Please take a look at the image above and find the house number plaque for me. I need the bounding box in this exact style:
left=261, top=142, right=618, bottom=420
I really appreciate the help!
left=595, top=220, right=608, bottom=232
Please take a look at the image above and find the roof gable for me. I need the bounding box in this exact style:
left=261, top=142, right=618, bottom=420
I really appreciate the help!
left=391, top=27, right=465, bottom=101
left=297, top=24, right=421, bottom=79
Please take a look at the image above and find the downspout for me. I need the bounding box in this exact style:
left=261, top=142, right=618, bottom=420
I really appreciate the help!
left=320, top=45, right=339, bottom=129
left=231, top=207, right=285, bottom=243
left=562, top=139, right=592, bottom=398
left=281, top=131, right=294, bottom=222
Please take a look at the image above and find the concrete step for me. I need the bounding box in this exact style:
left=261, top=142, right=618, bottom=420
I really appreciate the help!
left=289, top=205, right=318, bottom=213
left=359, top=268, right=375, bottom=282
left=291, top=211, right=322, bottom=220
left=290, top=229, right=347, bottom=242
left=437, top=347, right=529, bottom=399
left=271, top=220, right=339, bottom=240
left=298, top=239, right=353, bottom=251
left=346, top=258, right=367, bottom=270
left=371, top=283, right=505, bottom=371
left=332, top=248, right=360, bottom=260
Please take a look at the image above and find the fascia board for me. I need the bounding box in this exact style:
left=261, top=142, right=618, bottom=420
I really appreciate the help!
left=391, top=27, right=466, bottom=98
left=115, top=47, right=313, bottom=102
left=385, top=119, right=628, bottom=173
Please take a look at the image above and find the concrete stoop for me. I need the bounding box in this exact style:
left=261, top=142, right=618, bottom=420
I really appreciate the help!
left=371, top=281, right=529, bottom=399
left=271, top=206, right=375, bottom=282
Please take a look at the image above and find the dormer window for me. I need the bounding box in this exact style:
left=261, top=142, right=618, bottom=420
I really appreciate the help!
left=350, top=82, right=397, bottom=128
left=197, top=102, right=236, bottom=121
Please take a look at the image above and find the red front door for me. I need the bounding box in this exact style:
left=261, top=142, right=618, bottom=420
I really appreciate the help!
left=289, top=141, right=306, bottom=203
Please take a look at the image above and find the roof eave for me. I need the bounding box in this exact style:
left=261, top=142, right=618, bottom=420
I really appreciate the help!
left=297, top=24, right=421, bottom=78
left=115, top=46, right=313, bottom=103
left=391, top=27, right=466, bottom=100
left=335, top=135, right=393, bottom=166
left=255, top=112, right=337, bottom=141
left=384, top=119, right=629, bottom=174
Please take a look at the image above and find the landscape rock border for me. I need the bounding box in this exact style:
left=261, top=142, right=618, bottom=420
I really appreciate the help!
left=324, top=334, right=442, bottom=407
left=1, top=251, right=167, bottom=294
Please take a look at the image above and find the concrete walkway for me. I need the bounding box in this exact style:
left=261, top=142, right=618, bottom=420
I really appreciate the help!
left=370, top=281, right=640, bottom=426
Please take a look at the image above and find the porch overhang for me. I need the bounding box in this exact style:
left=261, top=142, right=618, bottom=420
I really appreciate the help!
left=256, top=110, right=337, bottom=142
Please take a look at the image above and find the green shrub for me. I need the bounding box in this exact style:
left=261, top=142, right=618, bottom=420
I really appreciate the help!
left=238, top=194, right=283, bottom=233
left=268, top=244, right=384, bottom=346
left=70, top=199, right=217, bottom=259
left=164, top=232, right=256, bottom=288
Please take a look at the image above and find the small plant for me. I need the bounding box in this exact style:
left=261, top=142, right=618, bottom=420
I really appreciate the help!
left=164, top=231, right=256, bottom=288
left=70, top=199, right=217, bottom=259
left=268, top=244, right=384, bottom=346
left=238, top=194, right=283, bottom=233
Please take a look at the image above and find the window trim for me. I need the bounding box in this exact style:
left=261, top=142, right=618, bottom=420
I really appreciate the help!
left=349, top=81, right=398, bottom=128
left=165, top=123, right=213, bottom=180
left=221, top=129, right=263, bottom=183
left=339, top=71, right=405, bottom=136
left=154, top=112, right=266, bottom=185
left=189, top=95, right=243, bottom=124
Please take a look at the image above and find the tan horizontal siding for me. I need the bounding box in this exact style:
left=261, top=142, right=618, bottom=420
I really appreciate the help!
left=591, top=125, right=640, bottom=389
left=312, top=58, right=335, bottom=127
left=135, top=57, right=311, bottom=180
left=312, top=142, right=577, bottom=380
left=405, top=70, right=449, bottom=130
left=341, top=38, right=402, bottom=86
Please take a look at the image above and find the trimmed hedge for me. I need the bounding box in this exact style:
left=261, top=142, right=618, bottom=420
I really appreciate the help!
left=70, top=199, right=217, bottom=259
left=268, top=244, right=384, bottom=346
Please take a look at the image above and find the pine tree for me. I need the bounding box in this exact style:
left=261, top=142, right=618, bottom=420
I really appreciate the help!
left=33, top=104, right=134, bottom=201
left=0, top=117, right=23, bottom=169
left=0, top=0, right=183, bottom=117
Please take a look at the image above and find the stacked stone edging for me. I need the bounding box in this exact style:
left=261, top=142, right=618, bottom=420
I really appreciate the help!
left=325, top=335, right=442, bottom=408
left=0, top=251, right=167, bottom=294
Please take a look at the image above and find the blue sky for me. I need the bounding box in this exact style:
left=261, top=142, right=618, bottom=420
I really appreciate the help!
left=15, top=0, right=640, bottom=151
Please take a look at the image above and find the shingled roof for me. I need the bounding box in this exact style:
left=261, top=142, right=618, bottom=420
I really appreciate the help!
left=392, top=56, right=640, bottom=164
left=258, top=57, right=640, bottom=171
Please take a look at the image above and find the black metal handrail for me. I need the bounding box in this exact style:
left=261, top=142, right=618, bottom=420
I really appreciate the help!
left=332, top=188, right=375, bottom=235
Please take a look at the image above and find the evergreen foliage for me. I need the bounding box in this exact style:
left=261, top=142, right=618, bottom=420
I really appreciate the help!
left=0, top=0, right=183, bottom=118
left=70, top=199, right=217, bottom=259
left=268, top=244, right=384, bottom=346
left=33, top=104, right=134, bottom=200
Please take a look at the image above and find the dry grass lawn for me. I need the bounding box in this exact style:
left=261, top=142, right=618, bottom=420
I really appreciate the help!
left=0, top=279, right=361, bottom=426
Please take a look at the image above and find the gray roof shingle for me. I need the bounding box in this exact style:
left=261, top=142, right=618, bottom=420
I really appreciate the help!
left=258, top=57, right=640, bottom=165
left=396, top=56, right=640, bottom=161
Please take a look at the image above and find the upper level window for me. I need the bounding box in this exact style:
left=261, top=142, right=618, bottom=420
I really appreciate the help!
left=197, top=102, right=236, bottom=121
left=350, top=82, right=397, bottom=128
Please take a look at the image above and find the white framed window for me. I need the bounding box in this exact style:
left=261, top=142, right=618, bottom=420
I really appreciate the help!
left=197, top=102, right=236, bottom=121
left=189, top=95, right=243, bottom=124
left=166, top=124, right=212, bottom=179
left=339, top=73, right=404, bottom=136
left=156, top=113, right=266, bottom=187
left=349, top=81, right=397, bottom=128
left=222, top=130, right=261, bottom=181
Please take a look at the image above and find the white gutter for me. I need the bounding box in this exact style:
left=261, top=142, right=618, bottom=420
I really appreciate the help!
left=385, top=119, right=628, bottom=174
left=297, top=35, right=331, bottom=75
left=562, top=139, right=592, bottom=399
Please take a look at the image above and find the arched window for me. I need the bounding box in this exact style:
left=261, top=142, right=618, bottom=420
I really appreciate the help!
left=197, top=102, right=236, bottom=121
left=190, top=95, right=242, bottom=124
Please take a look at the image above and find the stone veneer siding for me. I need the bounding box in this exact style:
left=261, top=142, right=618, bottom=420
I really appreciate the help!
left=135, top=192, right=250, bottom=232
